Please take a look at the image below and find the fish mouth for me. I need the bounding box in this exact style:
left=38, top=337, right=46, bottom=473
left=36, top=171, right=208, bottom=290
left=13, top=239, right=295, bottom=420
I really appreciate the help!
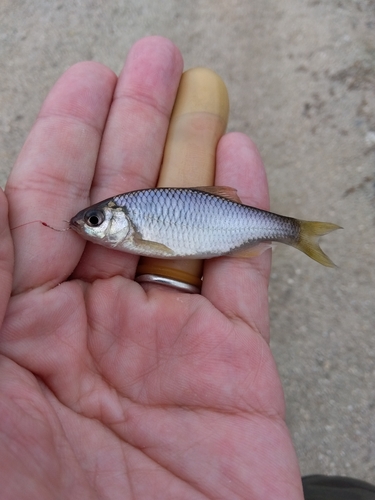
left=69, top=217, right=82, bottom=230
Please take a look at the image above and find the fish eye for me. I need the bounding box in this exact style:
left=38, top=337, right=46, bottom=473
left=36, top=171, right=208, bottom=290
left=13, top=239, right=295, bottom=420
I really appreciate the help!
left=84, top=209, right=105, bottom=227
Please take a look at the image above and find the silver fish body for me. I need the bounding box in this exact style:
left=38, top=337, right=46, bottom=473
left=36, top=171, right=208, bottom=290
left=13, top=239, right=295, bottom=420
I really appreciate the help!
left=69, top=187, right=340, bottom=266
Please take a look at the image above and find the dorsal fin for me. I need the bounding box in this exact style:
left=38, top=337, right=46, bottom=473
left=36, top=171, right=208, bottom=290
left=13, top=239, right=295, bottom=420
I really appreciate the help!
left=194, top=186, right=242, bottom=204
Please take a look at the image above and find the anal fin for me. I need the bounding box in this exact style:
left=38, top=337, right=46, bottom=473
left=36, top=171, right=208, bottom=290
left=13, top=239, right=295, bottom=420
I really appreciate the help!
left=228, top=242, right=273, bottom=258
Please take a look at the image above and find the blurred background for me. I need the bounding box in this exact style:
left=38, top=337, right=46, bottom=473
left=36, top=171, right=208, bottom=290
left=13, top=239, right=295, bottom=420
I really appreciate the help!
left=1, top=0, right=374, bottom=482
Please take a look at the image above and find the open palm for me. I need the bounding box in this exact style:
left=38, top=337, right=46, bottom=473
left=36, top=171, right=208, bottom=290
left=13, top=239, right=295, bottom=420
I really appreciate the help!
left=0, top=37, right=303, bottom=499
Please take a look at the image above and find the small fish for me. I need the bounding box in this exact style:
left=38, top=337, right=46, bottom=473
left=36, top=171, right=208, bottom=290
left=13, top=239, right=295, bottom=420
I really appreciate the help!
left=69, top=186, right=341, bottom=266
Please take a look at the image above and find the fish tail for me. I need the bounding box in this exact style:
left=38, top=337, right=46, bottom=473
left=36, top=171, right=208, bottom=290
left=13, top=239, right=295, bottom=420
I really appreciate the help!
left=294, top=221, right=342, bottom=267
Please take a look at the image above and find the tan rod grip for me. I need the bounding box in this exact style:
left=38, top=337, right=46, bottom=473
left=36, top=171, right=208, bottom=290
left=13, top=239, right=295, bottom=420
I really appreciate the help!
left=136, top=67, right=229, bottom=291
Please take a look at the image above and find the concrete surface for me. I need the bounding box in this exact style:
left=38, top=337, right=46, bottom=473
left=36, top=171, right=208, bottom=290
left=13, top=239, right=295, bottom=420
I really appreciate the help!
left=1, top=0, right=374, bottom=482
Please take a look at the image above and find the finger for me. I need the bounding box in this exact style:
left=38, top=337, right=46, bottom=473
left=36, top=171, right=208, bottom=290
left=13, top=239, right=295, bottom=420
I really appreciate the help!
left=6, top=62, right=117, bottom=294
left=73, top=36, right=184, bottom=282
left=135, top=67, right=229, bottom=292
left=202, top=133, right=272, bottom=342
left=0, top=189, right=13, bottom=325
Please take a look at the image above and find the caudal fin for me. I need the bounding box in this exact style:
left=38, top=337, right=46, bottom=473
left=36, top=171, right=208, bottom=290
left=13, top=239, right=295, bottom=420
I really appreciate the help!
left=294, top=221, right=342, bottom=267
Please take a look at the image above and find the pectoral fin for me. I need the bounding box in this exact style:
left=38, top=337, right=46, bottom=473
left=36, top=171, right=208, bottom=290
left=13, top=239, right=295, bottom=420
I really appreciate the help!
left=134, top=234, right=175, bottom=256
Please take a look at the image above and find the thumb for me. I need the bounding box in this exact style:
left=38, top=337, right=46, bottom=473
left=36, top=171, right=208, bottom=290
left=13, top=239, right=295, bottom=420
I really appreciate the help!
left=0, top=188, right=14, bottom=327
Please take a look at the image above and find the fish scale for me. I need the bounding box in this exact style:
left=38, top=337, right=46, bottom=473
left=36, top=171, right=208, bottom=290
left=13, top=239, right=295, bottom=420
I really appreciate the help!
left=69, top=186, right=340, bottom=266
left=112, top=188, right=298, bottom=257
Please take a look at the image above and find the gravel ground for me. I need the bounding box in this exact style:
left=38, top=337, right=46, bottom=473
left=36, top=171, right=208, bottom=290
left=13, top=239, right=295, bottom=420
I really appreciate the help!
left=1, top=0, right=374, bottom=482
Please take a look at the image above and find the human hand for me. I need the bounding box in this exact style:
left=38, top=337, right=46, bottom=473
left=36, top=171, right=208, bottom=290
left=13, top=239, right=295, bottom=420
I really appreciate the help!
left=1, top=37, right=303, bottom=499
